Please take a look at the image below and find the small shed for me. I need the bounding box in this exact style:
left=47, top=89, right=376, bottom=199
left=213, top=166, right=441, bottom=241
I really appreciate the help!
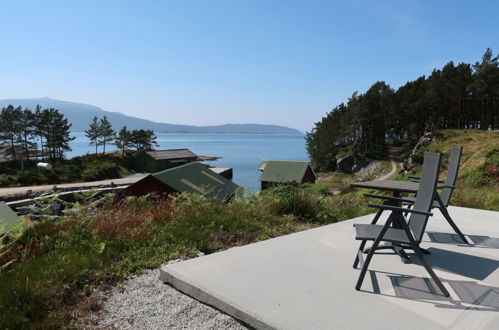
left=116, top=162, right=239, bottom=202
left=259, top=160, right=316, bottom=190
left=0, top=202, right=20, bottom=233
left=133, top=149, right=198, bottom=173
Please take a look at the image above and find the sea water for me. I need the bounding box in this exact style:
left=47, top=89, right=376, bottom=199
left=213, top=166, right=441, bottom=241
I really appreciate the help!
left=67, top=132, right=308, bottom=191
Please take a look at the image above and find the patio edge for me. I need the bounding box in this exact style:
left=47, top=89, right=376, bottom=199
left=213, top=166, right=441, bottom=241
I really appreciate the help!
left=159, top=266, right=277, bottom=330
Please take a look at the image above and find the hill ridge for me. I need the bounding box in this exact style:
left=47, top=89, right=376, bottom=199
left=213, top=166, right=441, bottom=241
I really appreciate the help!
left=0, top=97, right=302, bottom=135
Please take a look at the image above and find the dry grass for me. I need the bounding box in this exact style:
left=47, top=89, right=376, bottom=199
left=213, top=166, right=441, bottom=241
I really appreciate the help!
left=90, top=199, right=172, bottom=241
left=425, top=129, right=499, bottom=176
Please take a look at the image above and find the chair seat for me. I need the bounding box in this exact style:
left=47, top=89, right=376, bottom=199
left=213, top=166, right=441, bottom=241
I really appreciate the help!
left=405, top=196, right=441, bottom=208
left=355, top=224, right=411, bottom=244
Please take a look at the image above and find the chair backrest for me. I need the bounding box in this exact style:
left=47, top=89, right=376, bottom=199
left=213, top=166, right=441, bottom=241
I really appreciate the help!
left=408, top=152, right=442, bottom=242
left=440, top=146, right=463, bottom=206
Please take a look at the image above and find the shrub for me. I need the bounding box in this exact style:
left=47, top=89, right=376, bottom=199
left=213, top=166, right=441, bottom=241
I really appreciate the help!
left=259, top=184, right=335, bottom=222
left=52, top=164, right=82, bottom=182
left=81, top=161, right=123, bottom=181
left=15, top=169, right=49, bottom=185
left=0, top=174, right=14, bottom=186
left=0, top=154, right=131, bottom=187
left=169, top=193, right=291, bottom=252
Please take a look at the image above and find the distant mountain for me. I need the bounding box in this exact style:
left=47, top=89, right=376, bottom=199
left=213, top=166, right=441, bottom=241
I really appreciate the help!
left=0, top=98, right=303, bottom=134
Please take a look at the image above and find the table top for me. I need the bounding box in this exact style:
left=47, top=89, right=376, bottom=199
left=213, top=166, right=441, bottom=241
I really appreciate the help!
left=350, top=179, right=446, bottom=193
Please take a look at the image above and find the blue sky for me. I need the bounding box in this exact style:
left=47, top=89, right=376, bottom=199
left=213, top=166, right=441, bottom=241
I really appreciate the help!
left=0, top=0, right=497, bottom=132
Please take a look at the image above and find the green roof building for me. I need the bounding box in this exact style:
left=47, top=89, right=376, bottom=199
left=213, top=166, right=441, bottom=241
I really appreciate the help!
left=117, top=162, right=239, bottom=201
left=133, top=149, right=198, bottom=173
left=258, top=160, right=316, bottom=190
left=0, top=202, right=20, bottom=233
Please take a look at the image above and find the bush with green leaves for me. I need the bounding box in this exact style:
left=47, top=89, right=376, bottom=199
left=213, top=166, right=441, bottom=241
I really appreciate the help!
left=81, top=161, right=124, bottom=181
left=258, top=183, right=335, bottom=222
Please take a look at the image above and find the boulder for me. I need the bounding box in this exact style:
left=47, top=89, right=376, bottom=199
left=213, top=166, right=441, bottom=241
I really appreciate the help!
left=406, top=133, right=437, bottom=171
left=336, top=155, right=370, bottom=173
left=357, top=161, right=384, bottom=179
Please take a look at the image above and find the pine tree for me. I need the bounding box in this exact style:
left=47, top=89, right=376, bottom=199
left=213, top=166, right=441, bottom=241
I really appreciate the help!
left=39, top=108, right=74, bottom=160
left=131, top=129, right=159, bottom=151
left=98, top=116, right=115, bottom=154
left=472, top=48, right=499, bottom=129
left=34, top=105, right=49, bottom=160
left=85, top=116, right=101, bottom=155
left=18, top=108, right=37, bottom=161
left=114, top=126, right=133, bottom=156
left=0, top=105, right=22, bottom=161
left=50, top=109, right=74, bottom=159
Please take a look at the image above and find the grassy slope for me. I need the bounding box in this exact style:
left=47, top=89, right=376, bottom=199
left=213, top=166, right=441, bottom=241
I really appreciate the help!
left=322, top=129, right=498, bottom=210
left=408, top=129, right=499, bottom=210
left=423, top=129, right=498, bottom=176
left=0, top=186, right=371, bottom=328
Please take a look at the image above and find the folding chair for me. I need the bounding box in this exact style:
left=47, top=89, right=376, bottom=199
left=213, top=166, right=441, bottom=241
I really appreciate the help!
left=407, top=146, right=468, bottom=243
left=353, top=152, right=450, bottom=297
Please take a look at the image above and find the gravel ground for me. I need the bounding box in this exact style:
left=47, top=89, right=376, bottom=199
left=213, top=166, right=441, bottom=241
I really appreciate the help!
left=80, top=269, right=248, bottom=329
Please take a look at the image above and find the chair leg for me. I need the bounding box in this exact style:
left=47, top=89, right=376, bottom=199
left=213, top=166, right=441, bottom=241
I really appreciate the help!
left=353, top=210, right=384, bottom=269
left=440, top=206, right=469, bottom=244
left=410, top=242, right=450, bottom=297
left=353, top=240, right=367, bottom=269
left=399, top=217, right=450, bottom=297
left=404, top=203, right=413, bottom=217
left=355, top=220, right=392, bottom=291
left=370, top=209, right=383, bottom=225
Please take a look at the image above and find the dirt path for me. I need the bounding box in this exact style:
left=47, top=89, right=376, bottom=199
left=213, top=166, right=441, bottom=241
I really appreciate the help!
left=376, top=146, right=401, bottom=181
left=0, top=173, right=147, bottom=199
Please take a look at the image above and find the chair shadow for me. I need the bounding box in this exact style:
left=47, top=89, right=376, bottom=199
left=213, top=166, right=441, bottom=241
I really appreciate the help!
left=387, top=275, right=499, bottom=312
left=425, top=231, right=499, bottom=249
left=411, top=247, right=499, bottom=281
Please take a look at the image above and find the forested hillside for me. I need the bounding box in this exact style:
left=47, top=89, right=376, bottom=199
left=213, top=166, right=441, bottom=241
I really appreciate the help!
left=306, top=49, right=499, bottom=170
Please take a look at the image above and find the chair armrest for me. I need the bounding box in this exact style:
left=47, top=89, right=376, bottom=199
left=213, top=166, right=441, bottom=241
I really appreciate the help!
left=367, top=203, right=433, bottom=216
left=364, top=194, right=415, bottom=204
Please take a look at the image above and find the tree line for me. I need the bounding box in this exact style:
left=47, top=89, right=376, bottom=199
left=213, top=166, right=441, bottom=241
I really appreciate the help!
left=0, top=105, right=160, bottom=169
left=84, top=116, right=159, bottom=155
left=0, top=105, right=73, bottom=163
left=306, top=48, right=499, bottom=170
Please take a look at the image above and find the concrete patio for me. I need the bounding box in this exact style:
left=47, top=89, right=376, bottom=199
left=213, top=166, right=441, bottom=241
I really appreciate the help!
left=160, top=206, right=499, bottom=330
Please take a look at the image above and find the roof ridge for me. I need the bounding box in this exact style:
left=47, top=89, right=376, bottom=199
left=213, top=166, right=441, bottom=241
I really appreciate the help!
left=147, top=148, right=192, bottom=152
left=152, top=162, right=200, bottom=176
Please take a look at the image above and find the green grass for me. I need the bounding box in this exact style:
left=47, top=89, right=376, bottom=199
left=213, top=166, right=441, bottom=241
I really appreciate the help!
left=0, top=186, right=371, bottom=328
left=451, top=186, right=499, bottom=211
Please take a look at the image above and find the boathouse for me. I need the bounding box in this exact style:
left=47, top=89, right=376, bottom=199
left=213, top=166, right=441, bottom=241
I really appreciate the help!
left=258, top=160, right=316, bottom=190
left=116, top=162, right=239, bottom=202
left=133, top=149, right=198, bottom=173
